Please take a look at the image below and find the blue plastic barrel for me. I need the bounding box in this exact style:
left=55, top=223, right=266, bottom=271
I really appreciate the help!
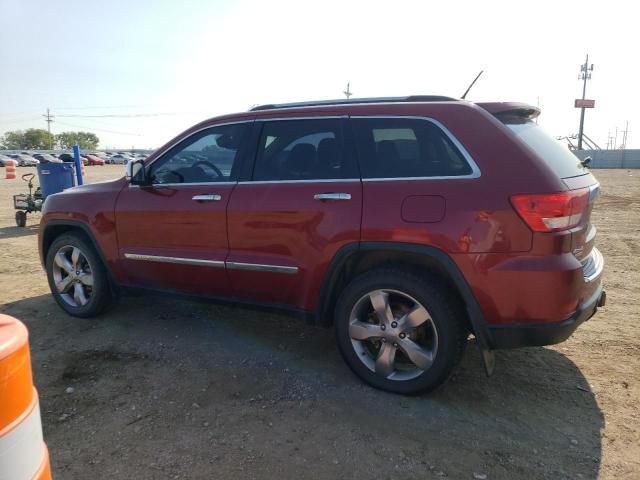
left=37, top=162, right=75, bottom=199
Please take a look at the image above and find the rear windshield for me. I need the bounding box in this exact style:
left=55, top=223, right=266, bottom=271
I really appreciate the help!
left=500, top=118, right=587, bottom=178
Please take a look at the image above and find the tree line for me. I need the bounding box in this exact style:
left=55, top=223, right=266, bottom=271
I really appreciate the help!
left=0, top=128, right=100, bottom=150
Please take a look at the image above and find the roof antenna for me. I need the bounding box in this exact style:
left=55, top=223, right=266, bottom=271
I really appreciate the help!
left=461, top=70, right=484, bottom=99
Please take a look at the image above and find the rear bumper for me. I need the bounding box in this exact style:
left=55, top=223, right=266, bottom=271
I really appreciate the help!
left=488, top=284, right=606, bottom=349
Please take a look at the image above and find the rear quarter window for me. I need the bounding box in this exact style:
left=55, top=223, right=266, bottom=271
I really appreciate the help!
left=351, top=118, right=474, bottom=179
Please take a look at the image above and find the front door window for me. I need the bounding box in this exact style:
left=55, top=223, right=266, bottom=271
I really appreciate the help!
left=150, top=123, right=251, bottom=184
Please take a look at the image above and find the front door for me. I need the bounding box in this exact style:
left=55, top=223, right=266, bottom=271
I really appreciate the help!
left=115, top=122, right=253, bottom=296
left=226, top=117, right=362, bottom=310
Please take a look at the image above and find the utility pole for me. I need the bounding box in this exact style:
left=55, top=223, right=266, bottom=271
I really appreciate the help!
left=343, top=82, right=352, bottom=99
left=577, top=55, right=594, bottom=150
left=621, top=121, right=629, bottom=149
left=43, top=108, right=55, bottom=150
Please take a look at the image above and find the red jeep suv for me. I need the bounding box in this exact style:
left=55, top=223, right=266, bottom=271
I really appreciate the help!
left=39, top=96, right=605, bottom=394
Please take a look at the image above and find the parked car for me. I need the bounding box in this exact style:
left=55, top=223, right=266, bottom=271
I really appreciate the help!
left=10, top=154, right=39, bottom=166
left=83, top=154, right=105, bottom=166
left=33, top=153, right=62, bottom=163
left=91, top=152, right=109, bottom=161
left=109, top=154, right=129, bottom=164
left=58, top=153, right=87, bottom=165
left=38, top=96, right=605, bottom=394
left=0, top=154, right=13, bottom=166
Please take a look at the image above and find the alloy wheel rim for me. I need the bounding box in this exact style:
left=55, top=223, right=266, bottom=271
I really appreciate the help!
left=349, top=289, right=438, bottom=381
left=51, top=245, right=94, bottom=308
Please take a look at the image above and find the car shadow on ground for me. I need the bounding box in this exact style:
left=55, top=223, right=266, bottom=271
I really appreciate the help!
left=2, top=293, right=604, bottom=479
left=0, top=223, right=39, bottom=239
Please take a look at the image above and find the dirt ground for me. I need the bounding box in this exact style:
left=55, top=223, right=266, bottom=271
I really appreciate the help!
left=0, top=165, right=638, bottom=480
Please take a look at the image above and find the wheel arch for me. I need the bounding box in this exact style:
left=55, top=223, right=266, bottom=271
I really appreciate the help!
left=40, top=220, right=115, bottom=285
left=316, top=242, right=491, bottom=349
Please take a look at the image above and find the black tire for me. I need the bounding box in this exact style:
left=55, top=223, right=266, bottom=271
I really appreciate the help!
left=335, top=268, right=468, bottom=394
left=15, top=211, right=27, bottom=227
left=45, top=233, right=113, bottom=317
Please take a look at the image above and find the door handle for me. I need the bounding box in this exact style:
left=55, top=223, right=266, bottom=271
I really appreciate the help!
left=313, top=193, right=352, bottom=201
left=192, top=194, right=222, bottom=202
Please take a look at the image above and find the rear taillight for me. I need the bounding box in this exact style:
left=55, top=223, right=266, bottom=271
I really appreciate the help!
left=510, top=188, right=589, bottom=232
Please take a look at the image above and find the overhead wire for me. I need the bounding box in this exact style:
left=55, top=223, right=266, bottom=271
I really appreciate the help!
left=52, top=104, right=155, bottom=111
left=56, top=112, right=178, bottom=118
left=0, top=115, right=43, bottom=125
left=55, top=120, right=143, bottom=137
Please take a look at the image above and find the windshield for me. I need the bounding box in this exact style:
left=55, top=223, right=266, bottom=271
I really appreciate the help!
left=501, top=118, right=587, bottom=178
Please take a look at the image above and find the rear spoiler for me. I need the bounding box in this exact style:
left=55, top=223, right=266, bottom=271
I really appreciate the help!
left=476, top=102, right=541, bottom=121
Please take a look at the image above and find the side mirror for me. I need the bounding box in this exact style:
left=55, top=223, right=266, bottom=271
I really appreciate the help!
left=126, top=159, right=148, bottom=185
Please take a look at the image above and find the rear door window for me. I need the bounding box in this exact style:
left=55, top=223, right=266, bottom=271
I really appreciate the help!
left=252, top=119, right=357, bottom=181
left=351, top=118, right=473, bottom=179
left=499, top=118, right=587, bottom=178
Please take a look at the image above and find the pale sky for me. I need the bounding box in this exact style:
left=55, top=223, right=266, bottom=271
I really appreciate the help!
left=0, top=0, right=637, bottom=149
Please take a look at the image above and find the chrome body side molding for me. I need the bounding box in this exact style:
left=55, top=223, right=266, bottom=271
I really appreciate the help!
left=123, top=253, right=298, bottom=274
left=226, top=261, right=299, bottom=275
left=123, top=253, right=225, bottom=268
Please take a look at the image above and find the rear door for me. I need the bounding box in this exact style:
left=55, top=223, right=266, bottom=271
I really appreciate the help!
left=226, top=117, right=362, bottom=310
left=114, top=122, right=252, bottom=296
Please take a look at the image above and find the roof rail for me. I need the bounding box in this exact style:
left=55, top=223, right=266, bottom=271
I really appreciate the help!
left=249, top=95, right=457, bottom=112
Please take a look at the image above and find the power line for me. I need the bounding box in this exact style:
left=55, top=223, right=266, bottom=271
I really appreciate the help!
left=56, top=112, right=178, bottom=118
left=53, top=104, right=156, bottom=111
left=1, top=105, right=154, bottom=116
left=2, top=108, right=206, bottom=122
left=0, top=115, right=41, bottom=125
left=59, top=115, right=137, bottom=129
left=0, top=109, right=42, bottom=118
left=55, top=120, right=142, bottom=137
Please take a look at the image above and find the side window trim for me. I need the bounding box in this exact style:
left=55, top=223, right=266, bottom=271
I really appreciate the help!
left=236, top=121, right=263, bottom=183
left=349, top=115, right=481, bottom=181
left=342, top=116, right=363, bottom=180
left=246, top=120, right=266, bottom=183
left=143, top=120, right=255, bottom=187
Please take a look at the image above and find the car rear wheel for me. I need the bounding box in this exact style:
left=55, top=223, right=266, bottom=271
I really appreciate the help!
left=335, top=269, right=467, bottom=394
left=45, top=233, right=113, bottom=317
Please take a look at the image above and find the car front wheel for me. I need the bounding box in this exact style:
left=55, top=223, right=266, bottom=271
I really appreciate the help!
left=335, top=269, right=467, bottom=394
left=45, top=233, right=114, bottom=317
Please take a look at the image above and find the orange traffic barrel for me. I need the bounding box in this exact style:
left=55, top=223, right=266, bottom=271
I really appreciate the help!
left=0, top=315, right=51, bottom=480
left=4, top=160, right=17, bottom=180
